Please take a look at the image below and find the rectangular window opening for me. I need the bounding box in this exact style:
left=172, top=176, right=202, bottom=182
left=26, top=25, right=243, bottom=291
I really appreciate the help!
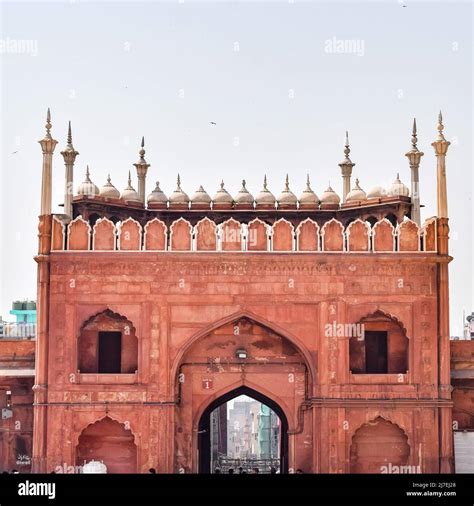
left=98, top=331, right=122, bottom=373
left=365, top=331, right=388, bottom=374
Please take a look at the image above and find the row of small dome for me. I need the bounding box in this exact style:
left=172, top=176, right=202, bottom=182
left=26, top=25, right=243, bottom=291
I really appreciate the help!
left=77, top=167, right=410, bottom=206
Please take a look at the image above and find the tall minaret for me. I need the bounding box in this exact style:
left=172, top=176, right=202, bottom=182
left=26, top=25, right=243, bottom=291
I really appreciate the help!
left=405, top=118, right=424, bottom=225
left=60, top=121, right=79, bottom=219
left=33, top=109, right=58, bottom=473
left=339, top=131, right=355, bottom=202
left=432, top=111, right=453, bottom=474
left=432, top=111, right=450, bottom=220
left=38, top=109, right=58, bottom=216
left=134, top=136, right=150, bottom=204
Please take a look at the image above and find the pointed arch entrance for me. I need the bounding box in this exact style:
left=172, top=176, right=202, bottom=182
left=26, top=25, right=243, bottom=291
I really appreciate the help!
left=197, top=386, right=289, bottom=474
left=173, top=312, right=312, bottom=474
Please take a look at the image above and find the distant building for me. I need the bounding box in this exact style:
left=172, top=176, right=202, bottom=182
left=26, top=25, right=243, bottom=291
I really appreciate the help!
left=0, top=301, right=36, bottom=340
left=465, top=313, right=474, bottom=339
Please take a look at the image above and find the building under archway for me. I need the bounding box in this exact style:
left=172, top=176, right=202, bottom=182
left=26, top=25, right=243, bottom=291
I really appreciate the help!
left=198, top=386, right=288, bottom=474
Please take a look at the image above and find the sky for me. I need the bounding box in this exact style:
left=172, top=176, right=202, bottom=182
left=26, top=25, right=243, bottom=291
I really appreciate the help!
left=0, top=0, right=472, bottom=335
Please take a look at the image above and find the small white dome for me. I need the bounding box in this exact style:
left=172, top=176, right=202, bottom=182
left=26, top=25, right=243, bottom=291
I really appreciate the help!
left=255, top=176, right=276, bottom=206
left=169, top=175, right=190, bottom=205
left=99, top=174, right=120, bottom=199
left=320, top=185, right=341, bottom=205
left=77, top=166, right=99, bottom=197
left=212, top=180, right=233, bottom=205
left=147, top=181, right=168, bottom=205
left=346, top=179, right=367, bottom=202
left=191, top=185, right=211, bottom=205
left=367, top=185, right=387, bottom=199
left=387, top=174, right=409, bottom=197
left=299, top=175, right=319, bottom=206
left=121, top=172, right=141, bottom=202
left=234, top=180, right=254, bottom=205
left=277, top=175, right=298, bottom=206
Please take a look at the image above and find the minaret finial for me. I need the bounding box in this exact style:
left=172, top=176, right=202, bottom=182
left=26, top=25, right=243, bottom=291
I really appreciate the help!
left=45, top=108, right=52, bottom=139
left=177, top=174, right=181, bottom=189
left=411, top=118, right=418, bottom=149
left=107, top=173, right=111, bottom=183
left=67, top=121, right=72, bottom=146
left=220, top=179, right=225, bottom=189
left=284, top=174, right=289, bottom=191
left=86, top=165, right=90, bottom=178
left=138, top=136, right=146, bottom=161
left=128, top=170, right=132, bottom=186
left=344, top=131, right=351, bottom=159
left=242, top=179, right=246, bottom=188
left=263, top=174, right=268, bottom=190
left=306, top=173, right=311, bottom=190
left=437, top=110, right=446, bottom=141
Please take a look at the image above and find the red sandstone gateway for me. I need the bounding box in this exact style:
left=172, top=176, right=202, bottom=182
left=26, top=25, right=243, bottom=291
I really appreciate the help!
left=30, top=111, right=453, bottom=473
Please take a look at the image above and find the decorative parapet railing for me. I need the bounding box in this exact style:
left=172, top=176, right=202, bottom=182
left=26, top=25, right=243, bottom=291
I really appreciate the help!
left=0, top=323, right=36, bottom=339
left=51, top=215, right=438, bottom=253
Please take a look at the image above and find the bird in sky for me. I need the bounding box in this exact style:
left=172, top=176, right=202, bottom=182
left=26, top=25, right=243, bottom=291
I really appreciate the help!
left=210, top=121, right=217, bottom=125
left=12, top=151, right=19, bottom=154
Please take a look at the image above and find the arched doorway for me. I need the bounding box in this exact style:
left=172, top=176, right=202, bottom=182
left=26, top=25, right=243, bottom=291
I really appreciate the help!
left=350, top=417, right=410, bottom=473
left=76, top=416, right=137, bottom=473
left=198, top=386, right=289, bottom=474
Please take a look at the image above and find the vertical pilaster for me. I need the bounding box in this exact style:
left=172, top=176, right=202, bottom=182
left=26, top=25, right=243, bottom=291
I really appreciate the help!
left=432, top=111, right=453, bottom=473
left=33, top=109, right=58, bottom=472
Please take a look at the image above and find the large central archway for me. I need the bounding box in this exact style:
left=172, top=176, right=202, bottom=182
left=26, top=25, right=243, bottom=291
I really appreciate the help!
left=173, top=312, right=313, bottom=474
left=197, top=386, right=289, bottom=474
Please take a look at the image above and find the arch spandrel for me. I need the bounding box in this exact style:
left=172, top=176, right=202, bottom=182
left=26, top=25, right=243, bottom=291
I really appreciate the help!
left=171, top=309, right=316, bottom=387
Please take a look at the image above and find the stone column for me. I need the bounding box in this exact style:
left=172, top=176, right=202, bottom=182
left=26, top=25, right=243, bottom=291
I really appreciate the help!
left=134, top=136, right=150, bottom=204
left=60, top=121, right=79, bottom=219
left=405, top=118, right=424, bottom=225
left=432, top=111, right=453, bottom=473
left=338, top=132, right=354, bottom=202
left=33, top=110, right=58, bottom=472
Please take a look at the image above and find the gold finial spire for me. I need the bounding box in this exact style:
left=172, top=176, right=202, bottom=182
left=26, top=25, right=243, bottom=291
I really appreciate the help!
left=263, top=174, right=268, bottom=190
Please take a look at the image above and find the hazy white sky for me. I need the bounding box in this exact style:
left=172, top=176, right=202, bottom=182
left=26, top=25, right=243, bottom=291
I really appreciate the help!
left=1, top=0, right=472, bottom=335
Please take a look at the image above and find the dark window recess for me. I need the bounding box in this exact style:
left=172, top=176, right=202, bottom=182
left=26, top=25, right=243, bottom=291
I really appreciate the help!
left=365, top=331, right=388, bottom=374
left=98, top=331, right=122, bottom=373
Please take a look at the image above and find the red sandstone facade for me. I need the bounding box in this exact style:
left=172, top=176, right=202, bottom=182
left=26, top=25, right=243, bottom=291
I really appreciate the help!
left=28, top=111, right=455, bottom=473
